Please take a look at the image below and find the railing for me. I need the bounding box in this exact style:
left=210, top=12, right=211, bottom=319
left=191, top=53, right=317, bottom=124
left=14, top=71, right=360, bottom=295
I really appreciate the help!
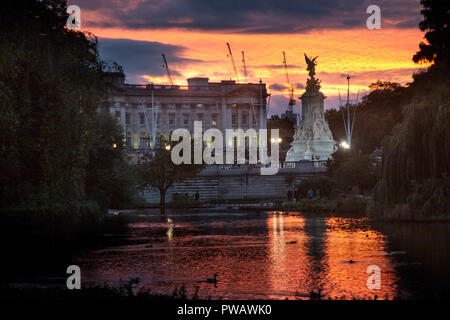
left=215, top=161, right=325, bottom=170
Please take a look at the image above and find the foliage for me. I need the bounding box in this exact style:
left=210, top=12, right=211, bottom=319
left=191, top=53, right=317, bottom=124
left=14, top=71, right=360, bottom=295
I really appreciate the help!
left=0, top=1, right=137, bottom=231
left=413, top=0, right=450, bottom=69
left=295, top=176, right=335, bottom=198
left=325, top=81, right=407, bottom=154
left=375, top=83, right=450, bottom=216
left=138, top=138, right=204, bottom=206
left=267, top=117, right=295, bottom=160
left=331, top=152, right=377, bottom=194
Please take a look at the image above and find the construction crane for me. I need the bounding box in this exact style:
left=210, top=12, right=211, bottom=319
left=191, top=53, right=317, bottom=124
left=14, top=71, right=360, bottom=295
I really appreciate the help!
left=282, top=51, right=296, bottom=112
left=161, top=53, right=173, bottom=86
left=226, top=43, right=239, bottom=82
left=241, top=51, right=248, bottom=82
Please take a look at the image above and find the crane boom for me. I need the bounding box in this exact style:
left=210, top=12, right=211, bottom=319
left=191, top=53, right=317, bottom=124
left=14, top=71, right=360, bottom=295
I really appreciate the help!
left=282, top=51, right=296, bottom=110
left=282, top=51, right=290, bottom=85
left=226, top=43, right=239, bottom=82
left=161, top=53, right=173, bottom=86
left=241, top=51, right=248, bottom=82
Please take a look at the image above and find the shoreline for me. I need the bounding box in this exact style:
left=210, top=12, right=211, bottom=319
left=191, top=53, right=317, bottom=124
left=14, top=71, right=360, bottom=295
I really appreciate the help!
left=112, top=200, right=450, bottom=223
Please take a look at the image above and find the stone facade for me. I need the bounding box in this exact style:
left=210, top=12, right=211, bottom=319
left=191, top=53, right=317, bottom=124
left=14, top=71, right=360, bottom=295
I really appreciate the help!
left=286, top=91, right=336, bottom=161
left=106, top=73, right=268, bottom=156
left=286, top=55, right=336, bottom=161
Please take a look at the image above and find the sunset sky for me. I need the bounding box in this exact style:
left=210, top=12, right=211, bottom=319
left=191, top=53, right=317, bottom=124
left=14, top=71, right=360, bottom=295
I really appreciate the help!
left=72, top=0, right=429, bottom=114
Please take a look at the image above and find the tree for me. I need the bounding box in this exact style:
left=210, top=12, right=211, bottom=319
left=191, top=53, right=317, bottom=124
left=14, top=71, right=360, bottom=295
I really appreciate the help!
left=295, top=176, right=335, bottom=199
left=0, top=1, right=137, bottom=229
left=267, top=117, right=295, bottom=161
left=375, top=83, right=450, bottom=215
left=332, top=153, right=376, bottom=194
left=413, top=0, right=450, bottom=68
left=325, top=81, right=406, bottom=155
left=139, top=138, right=204, bottom=207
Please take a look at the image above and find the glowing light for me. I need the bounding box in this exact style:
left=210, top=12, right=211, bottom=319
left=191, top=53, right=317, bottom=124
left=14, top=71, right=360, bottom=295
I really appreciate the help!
left=340, top=141, right=350, bottom=149
left=165, top=144, right=171, bottom=150
left=271, top=138, right=282, bottom=143
left=112, top=143, right=117, bottom=148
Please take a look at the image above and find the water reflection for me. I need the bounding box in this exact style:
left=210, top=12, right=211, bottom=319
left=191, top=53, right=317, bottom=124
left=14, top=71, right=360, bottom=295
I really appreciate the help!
left=323, top=218, right=397, bottom=299
left=75, top=211, right=448, bottom=299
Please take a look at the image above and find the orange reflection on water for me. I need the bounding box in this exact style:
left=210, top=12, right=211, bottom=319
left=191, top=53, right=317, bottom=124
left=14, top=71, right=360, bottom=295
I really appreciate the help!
left=79, top=212, right=400, bottom=300
left=267, top=215, right=398, bottom=300
left=267, top=214, right=310, bottom=299
left=323, top=217, right=397, bottom=300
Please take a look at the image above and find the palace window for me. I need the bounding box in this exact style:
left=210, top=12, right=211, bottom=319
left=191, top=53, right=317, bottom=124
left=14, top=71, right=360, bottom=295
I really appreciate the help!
left=125, top=113, right=130, bottom=126
left=168, top=113, right=176, bottom=128
left=242, top=113, right=248, bottom=126
left=139, top=136, right=149, bottom=149
left=139, top=113, right=145, bottom=126
left=183, top=113, right=190, bottom=128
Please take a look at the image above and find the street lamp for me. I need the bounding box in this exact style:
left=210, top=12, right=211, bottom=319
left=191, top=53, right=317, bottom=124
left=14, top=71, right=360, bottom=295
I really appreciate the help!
left=339, top=141, right=350, bottom=149
left=271, top=137, right=282, bottom=143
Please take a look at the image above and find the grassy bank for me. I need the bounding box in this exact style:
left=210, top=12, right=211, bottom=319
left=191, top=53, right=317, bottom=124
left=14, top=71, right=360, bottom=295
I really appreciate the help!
left=0, top=282, right=200, bottom=301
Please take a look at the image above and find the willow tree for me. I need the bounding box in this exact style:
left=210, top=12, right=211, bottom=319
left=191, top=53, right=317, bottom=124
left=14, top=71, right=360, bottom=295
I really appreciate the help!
left=375, top=84, right=450, bottom=216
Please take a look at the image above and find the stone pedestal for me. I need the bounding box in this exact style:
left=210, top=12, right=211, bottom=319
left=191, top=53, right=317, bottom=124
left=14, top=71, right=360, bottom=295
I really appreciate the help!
left=286, top=91, right=336, bottom=161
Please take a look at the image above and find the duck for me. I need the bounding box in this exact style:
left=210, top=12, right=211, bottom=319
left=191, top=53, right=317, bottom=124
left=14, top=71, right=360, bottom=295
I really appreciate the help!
left=206, top=273, right=219, bottom=284
left=349, top=259, right=354, bottom=264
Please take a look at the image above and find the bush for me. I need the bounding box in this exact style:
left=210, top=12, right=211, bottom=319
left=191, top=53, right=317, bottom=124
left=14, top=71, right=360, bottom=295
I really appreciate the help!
left=295, top=176, right=336, bottom=199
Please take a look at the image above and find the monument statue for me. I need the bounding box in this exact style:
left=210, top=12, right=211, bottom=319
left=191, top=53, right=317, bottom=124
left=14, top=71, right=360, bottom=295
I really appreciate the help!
left=304, top=54, right=318, bottom=78
left=286, top=54, right=336, bottom=161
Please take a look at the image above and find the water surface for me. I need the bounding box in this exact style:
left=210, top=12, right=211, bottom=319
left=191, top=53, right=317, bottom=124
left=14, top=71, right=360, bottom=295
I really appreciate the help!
left=76, top=210, right=450, bottom=300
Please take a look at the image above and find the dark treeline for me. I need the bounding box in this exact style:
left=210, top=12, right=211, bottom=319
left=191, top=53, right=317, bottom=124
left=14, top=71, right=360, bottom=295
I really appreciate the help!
left=0, top=0, right=137, bottom=244
left=326, top=0, right=450, bottom=219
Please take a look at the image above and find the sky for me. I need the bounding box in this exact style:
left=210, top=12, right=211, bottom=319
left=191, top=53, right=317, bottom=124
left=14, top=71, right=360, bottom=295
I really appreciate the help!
left=71, top=0, right=429, bottom=115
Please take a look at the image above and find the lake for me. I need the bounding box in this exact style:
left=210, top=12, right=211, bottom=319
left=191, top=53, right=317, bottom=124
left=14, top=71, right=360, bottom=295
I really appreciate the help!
left=75, top=209, right=450, bottom=300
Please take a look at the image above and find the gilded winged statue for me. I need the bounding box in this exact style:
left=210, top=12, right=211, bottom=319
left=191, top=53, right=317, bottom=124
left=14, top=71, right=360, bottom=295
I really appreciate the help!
left=304, top=54, right=318, bottom=78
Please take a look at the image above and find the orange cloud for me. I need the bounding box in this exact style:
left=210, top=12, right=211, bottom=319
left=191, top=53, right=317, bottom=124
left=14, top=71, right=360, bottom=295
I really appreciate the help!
left=87, top=26, right=428, bottom=111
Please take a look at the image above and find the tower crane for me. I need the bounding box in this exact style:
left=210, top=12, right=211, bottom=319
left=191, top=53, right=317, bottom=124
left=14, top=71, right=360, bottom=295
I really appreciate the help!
left=282, top=51, right=296, bottom=112
left=241, top=51, right=248, bottom=82
left=226, top=43, right=239, bottom=82
left=161, top=53, right=173, bottom=86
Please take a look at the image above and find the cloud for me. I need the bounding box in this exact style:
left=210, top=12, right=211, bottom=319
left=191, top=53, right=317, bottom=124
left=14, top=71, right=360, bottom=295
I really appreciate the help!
left=77, top=0, right=422, bottom=34
left=97, top=38, right=202, bottom=83
left=263, top=64, right=301, bottom=69
left=269, top=83, right=288, bottom=91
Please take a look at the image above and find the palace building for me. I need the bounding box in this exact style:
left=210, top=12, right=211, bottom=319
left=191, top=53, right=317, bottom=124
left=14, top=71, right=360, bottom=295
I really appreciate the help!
left=106, top=73, right=269, bottom=158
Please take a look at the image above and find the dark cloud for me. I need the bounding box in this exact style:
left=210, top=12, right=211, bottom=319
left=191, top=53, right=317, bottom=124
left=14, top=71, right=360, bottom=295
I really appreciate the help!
left=395, top=18, right=420, bottom=28
left=78, top=0, right=422, bottom=33
left=263, top=64, right=301, bottom=69
left=97, top=38, right=202, bottom=83
left=269, top=83, right=288, bottom=91
left=294, top=83, right=305, bottom=89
